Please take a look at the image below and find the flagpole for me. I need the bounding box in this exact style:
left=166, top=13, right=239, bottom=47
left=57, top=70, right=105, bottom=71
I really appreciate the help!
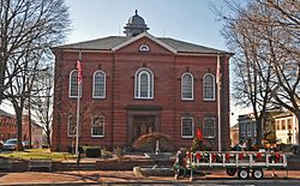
left=217, top=55, right=221, bottom=152
left=75, top=51, right=82, bottom=155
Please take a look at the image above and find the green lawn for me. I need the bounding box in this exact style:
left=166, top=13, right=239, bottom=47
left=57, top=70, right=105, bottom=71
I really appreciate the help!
left=0, top=148, right=77, bottom=161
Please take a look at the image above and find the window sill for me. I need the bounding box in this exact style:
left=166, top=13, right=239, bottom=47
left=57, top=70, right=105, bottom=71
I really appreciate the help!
left=181, top=136, right=194, bottom=139
left=92, top=97, right=106, bottom=100
left=203, top=98, right=216, bottom=102
left=204, top=136, right=215, bottom=139
left=134, top=97, right=154, bottom=100
left=69, top=96, right=82, bottom=99
left=91, top=135, right=104, bottom=138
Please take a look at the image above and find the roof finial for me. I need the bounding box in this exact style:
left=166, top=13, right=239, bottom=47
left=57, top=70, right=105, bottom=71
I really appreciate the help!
left=135, top=9, right=138, bottom=15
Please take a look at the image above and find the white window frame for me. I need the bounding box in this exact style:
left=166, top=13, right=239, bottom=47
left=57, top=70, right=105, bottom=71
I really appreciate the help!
left=69, top=70, right=82, bottom=98
left=203, top=73, right=216, bottom=101
left=92, top=70, right=106, bottom=99
left=181, top=72, right=194, bottom=100
left=240, top=123, right=246, bottom=137
left=203, top=117, right=216, bottom=138
left=181, top=117, right=194, bottom=138
left=91, top=116, right=105, bottom=138
left=134, top=68, right=154, bottom=99
left=67, top=115, right=76, bottom=137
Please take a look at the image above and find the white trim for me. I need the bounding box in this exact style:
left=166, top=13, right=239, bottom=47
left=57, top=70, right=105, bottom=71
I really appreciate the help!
left=134, top=67, right=154, bottom=99
left=203, top=73, right=216, bottom=101
left=92, top=70, right=106, bottom=99
left=181, top=72, right=194, bottom=100
left=203, top=117, right=216, bottom=138
left=69, top=70, right=82, bottom=98
left=112, top=32, right=177, bottom=54
left=91, top=116, right=105, bottom=138
left=181, top=117, right=194, bottom=138
left=61, top=48, right=231, bottom=57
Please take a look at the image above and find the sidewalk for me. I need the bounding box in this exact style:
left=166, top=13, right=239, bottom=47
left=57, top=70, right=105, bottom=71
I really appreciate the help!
left=0, top=170, right=299, bottom=186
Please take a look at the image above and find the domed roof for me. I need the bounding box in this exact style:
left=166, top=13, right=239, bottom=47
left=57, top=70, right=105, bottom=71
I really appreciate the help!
left=124, top=10, right=149, bottom=37
left=128, top=10, right=146, bottom=26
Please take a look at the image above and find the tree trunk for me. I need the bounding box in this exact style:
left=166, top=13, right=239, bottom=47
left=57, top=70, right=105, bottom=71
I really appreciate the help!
left=15, top=109, right=24, bottom=151
left=46, top=129, right=51, bottom=148
left=256, top=117, right=262, bottom=145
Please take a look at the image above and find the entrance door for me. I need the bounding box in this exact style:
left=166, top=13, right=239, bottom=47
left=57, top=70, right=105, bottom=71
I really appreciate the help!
left=132, top=115, right=155, bottom=143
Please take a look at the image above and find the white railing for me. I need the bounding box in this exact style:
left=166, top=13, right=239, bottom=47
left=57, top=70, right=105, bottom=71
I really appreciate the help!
left=188, top=151, right=287, bottom=168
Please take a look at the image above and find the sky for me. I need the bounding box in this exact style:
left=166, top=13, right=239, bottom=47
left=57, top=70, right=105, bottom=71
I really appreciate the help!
left=1, top=0, right=251, bottom=125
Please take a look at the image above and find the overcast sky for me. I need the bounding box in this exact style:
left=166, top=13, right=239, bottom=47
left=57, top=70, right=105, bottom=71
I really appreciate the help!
left=1, top=0, right=251, bottom=125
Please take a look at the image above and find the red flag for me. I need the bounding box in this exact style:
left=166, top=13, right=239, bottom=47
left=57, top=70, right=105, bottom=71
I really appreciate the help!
left=196, top=128, right=203, bottom=140
left=76, top=60, right=82, bottom=84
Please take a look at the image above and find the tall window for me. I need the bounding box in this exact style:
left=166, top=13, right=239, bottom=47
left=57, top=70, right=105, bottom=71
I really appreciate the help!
left=276, top=120, right=280, bottom=130
left=93, top=70, right=106, bottom=98
left=67, top=115, right=76, bottom=137
left=91, top=116, right=105, bottom=137
left=247, top=124, right=252, bottom=137
left=288, top=119, right=292, bottom=130
left=240, top=123, right=246, bottom=137
left=181, top=117, right=194, bottom=138
left=135, top=68, right=154, bottom=99
left=203, top=117, right=216, bottom=138
left=181, top=73, right=194, bottom=100
left=281, top=120, right=286, bottom=130
left=203, top=73, right=215, bottom=101
left=69, top=70, right=82, bottom=98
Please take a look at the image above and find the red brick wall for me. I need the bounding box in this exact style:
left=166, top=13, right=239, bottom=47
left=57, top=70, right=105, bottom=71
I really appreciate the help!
left=0, top=115, right=42, bottom=146
left=51, top=37, right=231, bottom=152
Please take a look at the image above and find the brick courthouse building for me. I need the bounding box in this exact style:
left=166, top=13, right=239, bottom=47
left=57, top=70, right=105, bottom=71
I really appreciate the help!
left=51, top=11, right=232, bottom=152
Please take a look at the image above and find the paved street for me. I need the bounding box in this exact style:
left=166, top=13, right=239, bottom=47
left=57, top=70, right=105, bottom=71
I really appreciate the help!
left=0, top=170, right=300, bottom=186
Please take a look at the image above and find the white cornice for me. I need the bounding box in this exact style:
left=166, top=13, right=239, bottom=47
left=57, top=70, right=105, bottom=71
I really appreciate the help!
left=111, top=32, right=178, bottom=54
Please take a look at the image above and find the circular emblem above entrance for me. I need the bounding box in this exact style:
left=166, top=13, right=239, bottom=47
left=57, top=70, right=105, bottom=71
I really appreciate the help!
left=139, top=44, right=150, bottom=52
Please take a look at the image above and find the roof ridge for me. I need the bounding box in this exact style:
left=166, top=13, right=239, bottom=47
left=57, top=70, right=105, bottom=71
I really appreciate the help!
left=58, top=35, right=126, bottom=48
left=158, top=36, right=226, bottom=52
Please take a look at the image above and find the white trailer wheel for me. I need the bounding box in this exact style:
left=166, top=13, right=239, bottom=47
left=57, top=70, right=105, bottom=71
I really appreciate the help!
left=252, top=169, right=264, bottom=179
left=238, top=169, right=249, bottom=179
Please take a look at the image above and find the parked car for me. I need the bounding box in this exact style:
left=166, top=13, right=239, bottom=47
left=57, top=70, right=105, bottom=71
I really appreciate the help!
left=3, top=138, right=18, bottom=151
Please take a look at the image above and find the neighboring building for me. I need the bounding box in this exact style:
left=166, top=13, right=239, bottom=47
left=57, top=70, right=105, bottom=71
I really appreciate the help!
left=230, top=124, right=239, bottom=147
left=22, top=115, right=44, bottom=148
left=238, top=114, right=257, bottom=144
left=238, top=110, right=298, bottom=145
left=51, top=11, right=232, bottom=152
left=0, top=110, right=16, bottom=141
left=0, top=109, right=43, bottom=147
left=274, top=112, right=299, bottom=144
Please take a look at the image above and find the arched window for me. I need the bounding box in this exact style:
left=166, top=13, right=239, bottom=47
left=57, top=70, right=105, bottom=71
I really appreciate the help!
left=69, top=70, right=82, bottom=98
left=67, top=114, right=76, bottom=137
left=181, top=73, right=194, bottom=100
left=93, top=70, right=106, bottom=98
left=91, top=116, right=105, bottom=137
left=203, top=73, right=215, bottom=101
left=135, top=68, right=154, bottom=99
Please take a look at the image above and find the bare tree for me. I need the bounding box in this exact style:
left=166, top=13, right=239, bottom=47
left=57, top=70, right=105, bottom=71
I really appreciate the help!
left=217, top=0, right=300, bottom=144
left=218, top=1, right=276, bottom=145
left=31, top=64, right=53, bottom=147
left=0, top=0, right=70, bottom=150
